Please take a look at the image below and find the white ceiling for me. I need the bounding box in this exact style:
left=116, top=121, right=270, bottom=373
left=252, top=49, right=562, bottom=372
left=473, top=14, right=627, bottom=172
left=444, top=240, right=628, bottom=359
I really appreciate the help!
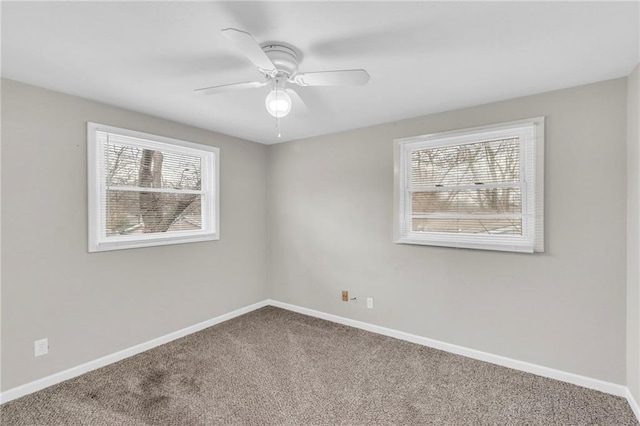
left=2, top=1, right=638, bottom=145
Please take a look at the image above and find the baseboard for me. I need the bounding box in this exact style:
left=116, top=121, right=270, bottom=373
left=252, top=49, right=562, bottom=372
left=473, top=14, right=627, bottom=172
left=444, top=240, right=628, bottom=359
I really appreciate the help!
left=267, top=299, right=630, bottom=399
left=0, top=300, right=269, bottom=404
left=627, top=388, right=640, bottom=422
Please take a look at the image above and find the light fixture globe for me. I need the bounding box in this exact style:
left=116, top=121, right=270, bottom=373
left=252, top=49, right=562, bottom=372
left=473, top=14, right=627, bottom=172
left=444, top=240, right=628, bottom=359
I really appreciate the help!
left=265, top=88, right=292, bottom=118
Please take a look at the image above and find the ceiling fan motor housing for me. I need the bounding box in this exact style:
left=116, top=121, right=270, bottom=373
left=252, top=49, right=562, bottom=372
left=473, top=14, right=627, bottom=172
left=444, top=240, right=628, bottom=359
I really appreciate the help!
left=262, top=44, right=298, bottom=78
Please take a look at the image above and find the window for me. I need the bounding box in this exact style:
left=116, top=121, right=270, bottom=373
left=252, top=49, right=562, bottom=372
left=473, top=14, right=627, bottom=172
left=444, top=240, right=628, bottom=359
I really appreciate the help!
left=87, top=123, right=219, bottom=252
left=394, top=117, right=544, bottom=253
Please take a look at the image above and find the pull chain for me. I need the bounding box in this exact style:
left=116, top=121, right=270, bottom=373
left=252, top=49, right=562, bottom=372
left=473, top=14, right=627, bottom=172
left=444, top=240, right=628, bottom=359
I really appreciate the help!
left=276, top=115, right=281, bottom=138
left=276, top=86, right=282, bottom=138
left=270, top=78, right=284, bottom=138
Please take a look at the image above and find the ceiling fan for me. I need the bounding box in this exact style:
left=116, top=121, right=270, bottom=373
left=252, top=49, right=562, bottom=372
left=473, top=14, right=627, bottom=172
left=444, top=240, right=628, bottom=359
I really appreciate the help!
left=195, top=28, right=370, bottom=119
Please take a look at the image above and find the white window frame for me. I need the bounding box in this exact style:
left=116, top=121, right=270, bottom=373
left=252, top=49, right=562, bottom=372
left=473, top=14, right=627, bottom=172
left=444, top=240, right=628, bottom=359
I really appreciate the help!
left=87, top=122, right=220, bottom=252
left=394, top=117, right=544, bottom=253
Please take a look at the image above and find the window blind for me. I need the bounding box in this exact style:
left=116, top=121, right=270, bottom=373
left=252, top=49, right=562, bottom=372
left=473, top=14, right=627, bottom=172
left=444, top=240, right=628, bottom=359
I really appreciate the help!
left=98, top=131, right=205, bottom=237
left=409, top=138, right=523, bottom=236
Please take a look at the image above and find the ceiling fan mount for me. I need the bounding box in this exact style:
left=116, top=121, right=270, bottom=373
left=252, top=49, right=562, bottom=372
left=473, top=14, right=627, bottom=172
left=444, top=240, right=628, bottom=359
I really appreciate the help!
left=195, top=28, right=370, bottom=118
left=260, top=44, right=299, bottom=78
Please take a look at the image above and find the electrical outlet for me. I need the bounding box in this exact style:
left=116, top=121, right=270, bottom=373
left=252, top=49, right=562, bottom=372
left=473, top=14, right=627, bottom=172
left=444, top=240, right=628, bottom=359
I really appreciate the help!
left=342, top=291, right=348, bottom=302
left=34, top=338, right=48, bottom=357
left=367, top=297, right=374, bottom=309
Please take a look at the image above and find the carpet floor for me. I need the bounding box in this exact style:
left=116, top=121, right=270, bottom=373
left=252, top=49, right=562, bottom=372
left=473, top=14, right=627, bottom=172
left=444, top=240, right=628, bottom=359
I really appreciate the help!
left=1, top=306, right=638, bottom=425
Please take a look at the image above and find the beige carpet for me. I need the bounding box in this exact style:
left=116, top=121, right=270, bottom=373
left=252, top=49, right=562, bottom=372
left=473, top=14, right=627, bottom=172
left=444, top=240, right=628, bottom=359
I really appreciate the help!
left=1, top=306, right=638, bottom=425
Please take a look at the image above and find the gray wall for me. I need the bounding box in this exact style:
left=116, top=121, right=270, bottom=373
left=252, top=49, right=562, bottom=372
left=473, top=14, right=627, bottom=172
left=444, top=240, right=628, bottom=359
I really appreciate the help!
left=268, top=78, right=629, bottom=384
left=1, top=79, right=268, bottom=391
left=628, top=63, right=640, bottom=402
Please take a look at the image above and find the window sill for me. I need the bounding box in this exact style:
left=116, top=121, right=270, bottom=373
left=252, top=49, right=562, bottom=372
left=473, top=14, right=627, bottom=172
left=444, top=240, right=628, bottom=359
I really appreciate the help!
left=89, top=233, right=219, bottom=252
left=395, top=235, right=535, bottom=253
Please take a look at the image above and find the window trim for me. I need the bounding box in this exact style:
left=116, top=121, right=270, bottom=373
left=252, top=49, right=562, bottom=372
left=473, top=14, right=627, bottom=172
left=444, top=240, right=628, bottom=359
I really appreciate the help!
left=393, top=117, right=544, bottom=253
left=87, top=122, right=220, bottom=252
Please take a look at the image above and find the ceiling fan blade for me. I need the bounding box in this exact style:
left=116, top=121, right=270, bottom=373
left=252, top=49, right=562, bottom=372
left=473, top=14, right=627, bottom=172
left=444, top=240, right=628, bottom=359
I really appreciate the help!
left=221, top=28, right=276, bottom=73
left=194, top=81, right=266, bottom=96
left=286, top=88, right=309, bottom=113
left=292, top=69, right=370, bottom=87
